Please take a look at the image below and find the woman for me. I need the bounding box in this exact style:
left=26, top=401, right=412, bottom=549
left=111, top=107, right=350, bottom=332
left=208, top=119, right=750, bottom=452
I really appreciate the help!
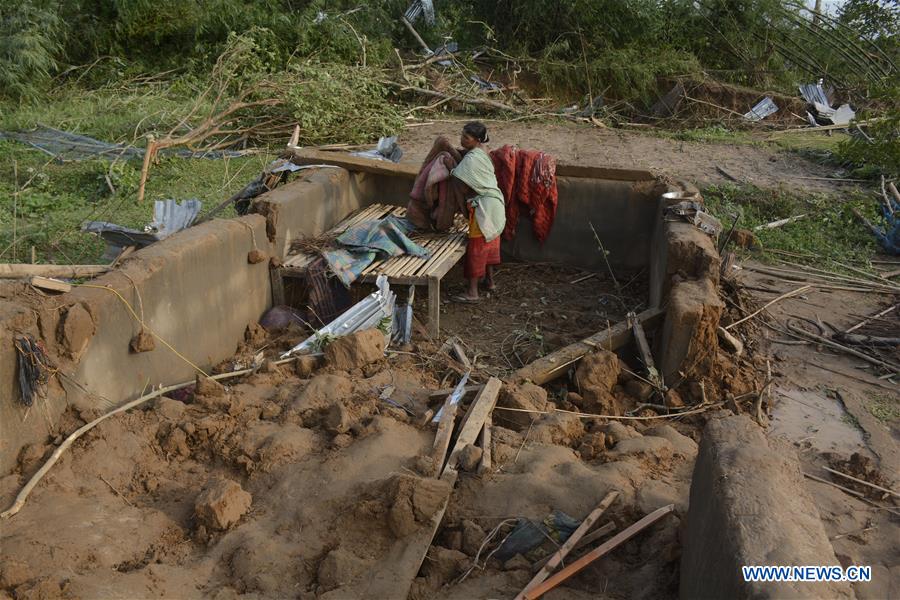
left=450, top=122, right=506, bottom=303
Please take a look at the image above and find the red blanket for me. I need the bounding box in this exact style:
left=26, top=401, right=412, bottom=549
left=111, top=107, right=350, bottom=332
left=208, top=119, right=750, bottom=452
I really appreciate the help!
left=490, top=145, right=558, bottom=243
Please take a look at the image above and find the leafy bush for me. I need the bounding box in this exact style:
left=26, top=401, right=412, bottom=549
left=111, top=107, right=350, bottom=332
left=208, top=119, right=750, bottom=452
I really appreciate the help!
left=0, top=3, right=61, bottom=100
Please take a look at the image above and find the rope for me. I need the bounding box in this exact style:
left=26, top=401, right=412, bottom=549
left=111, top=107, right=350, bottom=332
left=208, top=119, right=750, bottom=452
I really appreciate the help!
left=78, top=283, right=209, bottom=377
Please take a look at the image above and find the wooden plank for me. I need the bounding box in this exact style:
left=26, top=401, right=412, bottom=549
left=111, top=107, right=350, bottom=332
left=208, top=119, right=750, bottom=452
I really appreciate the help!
left=444, top=378, right=502, bottom=474
left=0, top=264, right=108, bottom=279
left=29, top=276, right=72, bottom=293
left=479, top=415, right=492, bottom=474
left=516, top=491, right=619, bottom=600
left=270, top=267, right=286, bottom=306
left=359, top=468, right=458, bottom=599
left=431, top=392, right=460, bottom=477
left=520, top=504, right=675, bottom=600
left=514, top=307, right=665, bottom=386
left=290, top=149, right=420, bottom=178
left=628, top=311, right=662, bottom=388
left=531, top=521, right=616, bottom=571
left=428, top=244, right=467, bottom=279
left=416, top=235, right=464, bottom=278
left=291, top=149, right=655, bottom=183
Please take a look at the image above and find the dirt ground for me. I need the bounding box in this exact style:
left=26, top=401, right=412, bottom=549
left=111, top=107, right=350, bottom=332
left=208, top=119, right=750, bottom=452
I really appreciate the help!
left=423, top=262, right=646, bottom=378
left=399, top=121, right=859, bottom=196
left=1, top=121, right=897, bottom=599
left=728, top=262, right=899, bottom=599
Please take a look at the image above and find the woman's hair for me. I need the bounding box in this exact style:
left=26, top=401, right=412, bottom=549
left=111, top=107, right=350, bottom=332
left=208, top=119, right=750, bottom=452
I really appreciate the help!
left=463, top=121, right=489, bottom=143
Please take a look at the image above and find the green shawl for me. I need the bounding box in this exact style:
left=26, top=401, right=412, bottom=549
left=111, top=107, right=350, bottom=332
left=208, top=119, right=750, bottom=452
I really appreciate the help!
left=451, top=147, right=506, bottom=242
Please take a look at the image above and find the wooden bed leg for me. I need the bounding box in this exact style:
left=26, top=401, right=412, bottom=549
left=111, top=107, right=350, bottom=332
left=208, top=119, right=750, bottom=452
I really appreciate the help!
left=270, top=267, right=285, bottom=306
left=428, top=276, right=440, bottom=337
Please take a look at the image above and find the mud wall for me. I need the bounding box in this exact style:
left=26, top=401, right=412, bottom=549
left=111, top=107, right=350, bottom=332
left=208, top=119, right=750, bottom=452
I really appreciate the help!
left=649, top=183, right=723, bottom=384
left=344, top=171, right=664, bottom=272
left=253, top=168, right=360, bottom=258
left=682, top=414, right=854, bottom=599
left=503, top=177, right=663, bottom=272
left=0, top=216, right=271, bottom=474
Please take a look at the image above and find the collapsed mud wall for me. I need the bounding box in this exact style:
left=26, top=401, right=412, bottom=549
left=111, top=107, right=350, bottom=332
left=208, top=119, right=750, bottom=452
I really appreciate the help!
left=0, top=216, right=271, bottom=473
left=650, top=182, right=724, bottom=384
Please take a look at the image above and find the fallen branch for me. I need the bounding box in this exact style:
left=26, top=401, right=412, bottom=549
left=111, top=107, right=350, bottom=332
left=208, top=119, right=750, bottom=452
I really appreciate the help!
left=786, top=323, right=900, bottom=374
left=753, top=214, right=807, bottom=231
left=845, top=304, right=898, bottom=334
left=822, top=466, right=899, bottom=499
left=724, top=285, right=812, bottom=330
left=802, top=472, right=900, bottom=517
left=393, top=83, right=523, bottom=114
left=0, top=264, right=108, bottom=279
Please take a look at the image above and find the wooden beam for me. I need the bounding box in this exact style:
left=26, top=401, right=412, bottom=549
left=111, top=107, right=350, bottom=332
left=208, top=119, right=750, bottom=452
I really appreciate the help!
left=289, top=149, right=419, bottom=178
left=0, top=264, right=108, bottom=279
left=444, top=377, right=502, bottom=475
left=513, top=307, right=664, bottom=386
left=431, top=391, right=461, bottom=477
left=517, top=491, right=619, bottom=600
left=29, top=276, right=72, bottom=293
left=288, top=149, right=655, bottom=183
left=628, top=311, right=662, bottom=388
left=478, top=415, right=492, bottom=474
left=360, top=468, right=458, bottom=599
left=521, top=504, right=675, bottom=600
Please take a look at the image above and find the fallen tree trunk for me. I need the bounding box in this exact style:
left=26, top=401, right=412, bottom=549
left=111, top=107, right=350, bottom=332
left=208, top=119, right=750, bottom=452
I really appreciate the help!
left=0, top=264, right=109, bottom=279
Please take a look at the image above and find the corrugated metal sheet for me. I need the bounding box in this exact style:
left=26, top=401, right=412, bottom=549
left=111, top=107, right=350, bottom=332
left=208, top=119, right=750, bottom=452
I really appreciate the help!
left=744, top=97, right=778, bottom=121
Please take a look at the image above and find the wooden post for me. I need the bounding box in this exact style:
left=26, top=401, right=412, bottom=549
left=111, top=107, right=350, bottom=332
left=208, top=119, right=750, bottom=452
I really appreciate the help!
left=270, top=267, right=286, bottom=306
left=428, top=275, right=440, bottom=337
left=478, top=415, right=492, bottom=474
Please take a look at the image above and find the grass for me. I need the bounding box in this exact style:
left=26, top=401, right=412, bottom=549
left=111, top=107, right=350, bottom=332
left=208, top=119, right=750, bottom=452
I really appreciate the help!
left=702, top=183, right=880, bottom=268
left=0, top=140, right=275, bottom=264
left=866, top=392, right=900, bottom=424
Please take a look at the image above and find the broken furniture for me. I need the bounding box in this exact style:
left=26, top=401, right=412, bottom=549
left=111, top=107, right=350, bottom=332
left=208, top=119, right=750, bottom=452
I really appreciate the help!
left=276, top=203, right=468, bottom=336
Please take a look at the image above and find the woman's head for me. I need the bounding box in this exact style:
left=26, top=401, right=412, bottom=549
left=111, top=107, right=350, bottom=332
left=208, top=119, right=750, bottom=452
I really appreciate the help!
left=460, top=121, right=489, bottom=149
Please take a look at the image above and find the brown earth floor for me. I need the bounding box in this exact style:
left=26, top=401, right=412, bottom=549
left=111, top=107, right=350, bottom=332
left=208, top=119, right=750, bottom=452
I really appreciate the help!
left=399, top=120, right=858, bottom=195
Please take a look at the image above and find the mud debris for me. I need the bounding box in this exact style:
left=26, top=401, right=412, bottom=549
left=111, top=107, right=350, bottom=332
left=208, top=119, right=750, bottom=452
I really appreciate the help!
left=195, top=478, right=252, bottom=531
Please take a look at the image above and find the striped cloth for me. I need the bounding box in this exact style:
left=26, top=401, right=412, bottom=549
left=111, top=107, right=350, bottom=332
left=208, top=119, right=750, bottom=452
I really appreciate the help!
left=323, top=216, right=430, bottom=287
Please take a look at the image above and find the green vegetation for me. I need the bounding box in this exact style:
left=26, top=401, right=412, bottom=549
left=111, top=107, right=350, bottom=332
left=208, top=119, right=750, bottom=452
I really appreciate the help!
left=703, top=184, right=878, bottom=265
left=0, top=141, right=274, bottom=264
left=865, top=392, right=900, bottom=424
left=0, top=1, right=897, bottom=264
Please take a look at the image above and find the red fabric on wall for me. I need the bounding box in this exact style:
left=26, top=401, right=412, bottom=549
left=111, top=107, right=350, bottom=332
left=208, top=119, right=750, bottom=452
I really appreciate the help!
left=490, top=145, right=557, bottom=243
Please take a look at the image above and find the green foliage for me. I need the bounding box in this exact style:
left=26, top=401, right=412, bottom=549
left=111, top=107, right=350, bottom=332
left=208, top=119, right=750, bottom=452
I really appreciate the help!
left=702, top=183, right=878, bottom=265
left=0, top=140, right=275, bottom=264
left=0, top=3, right=61, bottom=100
left=834, top=84, right=900, bottom=179
left=280, top=62, right=404, bottom=145
left=865, top=392, right=900, bottom=424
